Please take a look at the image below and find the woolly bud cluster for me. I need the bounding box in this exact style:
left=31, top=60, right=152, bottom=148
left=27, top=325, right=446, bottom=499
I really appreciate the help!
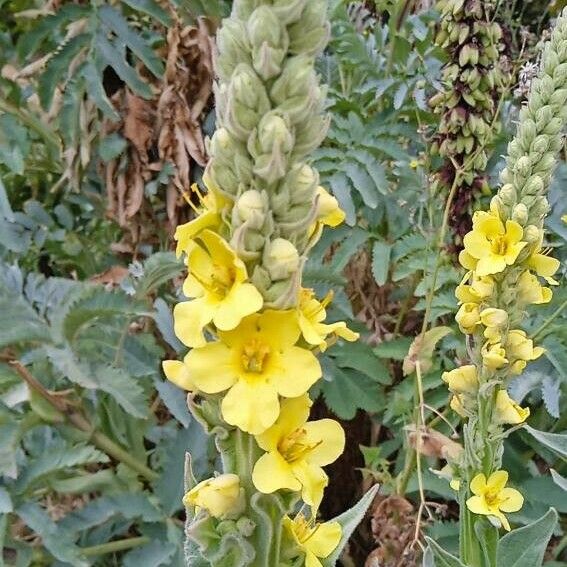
left=208, top=0, right=330, bottom=307
left=430, top=0, right=510, bottom=240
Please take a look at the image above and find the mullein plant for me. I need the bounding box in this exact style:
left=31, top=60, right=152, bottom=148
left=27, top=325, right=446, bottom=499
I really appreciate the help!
left=430, top=0, right=510, bottom=242
left=438, top=9, right=567, bottom=566
left=161, top=1, right=367, bottom=565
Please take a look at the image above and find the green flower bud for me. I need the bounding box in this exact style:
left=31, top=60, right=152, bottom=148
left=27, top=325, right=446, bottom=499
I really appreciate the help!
left=522, top=175, right=544, bottom=196
left=215, top=20, right=252, bottom=83
left=235, top=189, right=267, bottom=225
left=523, top=224, right=541, bottom=243
left=287, top=0, right=329, bottom=56
left=511, top=203, right=528, bottom=224
left=248, top=6, right=288, bottom=79
left=263, top=238, right=300, bottom=280
left=224, top=64, right=271, bottom=140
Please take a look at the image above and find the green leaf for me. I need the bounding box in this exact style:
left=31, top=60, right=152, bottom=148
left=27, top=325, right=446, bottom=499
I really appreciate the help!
left=135, top=252, right=183, bottom=296
left=371, top=240, right=392, bottom=286
left=121, top=0, right=172, bottom=25
left=496, top=508, right=558, bottom=567
left=550, top=469, right=567, bottom=492
left=423, top=538, right=466, bottom=567
left=38, top=34, right=90, bottom=109
left=17, top=503, right=89, bottom=566
left=329, top=228, right=369, bottom=271
left=320, top=360, right=383, bottom=419
left=99, top=133, right=128, bottom=162
left=96, top=32, right=153, bottom=98
left=98, top=6, right=164, bottom=78
left=329, top=171, right=355, bottom=225
left=123, top=541, right=177, bottom=567
left=320, top=484, right=379, bottom=566
left=524, top=425, right=567, bottom=458
left=82, top=61, right=120, bottom=120
left=345, top=160, right=379, bottom=208
left=0, top=487, right=13, bottom=513
left=14, top=443, right=109, bottom=494
left=374, top=336, right=413, bottom=360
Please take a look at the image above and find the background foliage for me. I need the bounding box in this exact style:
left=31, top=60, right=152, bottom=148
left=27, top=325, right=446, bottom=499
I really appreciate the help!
left=0, top=0, right=565, bottom=566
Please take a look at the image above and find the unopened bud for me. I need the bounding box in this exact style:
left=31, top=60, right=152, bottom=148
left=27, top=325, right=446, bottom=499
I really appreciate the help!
left=523, top=224, right=541, bottom=243
left=264, top=238, right=300, bottom=280
left=511, top=203, right=528, bottom=225
left=235, top=190, right=266, bottom=224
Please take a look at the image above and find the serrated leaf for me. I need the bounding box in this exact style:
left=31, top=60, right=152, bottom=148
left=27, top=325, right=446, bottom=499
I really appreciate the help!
left=524, top=425, right=567, bottom=458
left=14, top=443, right=108, bottom=494
left=38, top=34, right=90, bottom=109
left=17, top=503, right=89, bottom=566
left=329, top=171, right=356, bottom=225
left=320, top=484, right=379, bottom=566
left=345, top=160, right=379, bottom=208
left=121, top=0, right=172, bottom=25
left=59, top=492, right=163, bottom=532
left=374, top=336, right=413, bottom=360
left=329, top=228, right=369, bottom=271
left=496, top=508, right=558, bottom=567
left=98, top=6, right=164, bottom=78
left=371, top=240, right=392, bottom=286
left=81, top=61, right=120, bottom=119
left=320, top=360, right=383, bottom=419
left=96, top=32, right=153, bottom=98
left=59, top=286, right=149, bottom=343
left=541, top=375, right=561, bottom=418
left=423, top=538, right=466, bottom=567
left=135, top=252, right=183, bottom=296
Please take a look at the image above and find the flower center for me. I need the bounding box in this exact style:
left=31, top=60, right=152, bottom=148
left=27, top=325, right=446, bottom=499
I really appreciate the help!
left=293, top=514, right=318, bottom=543
left=490, top=235, right=508, bottom=256
left=241, top=339, right=271, bottom=373
left=484, top=488, right=501, bottom=508
left=210, top=264, right=236, bottom=295
left=278, top=428, right=321, bottom=463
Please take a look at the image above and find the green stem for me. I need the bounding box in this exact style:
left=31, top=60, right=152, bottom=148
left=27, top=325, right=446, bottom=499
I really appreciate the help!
left=81, top=536, right=150, bottom=556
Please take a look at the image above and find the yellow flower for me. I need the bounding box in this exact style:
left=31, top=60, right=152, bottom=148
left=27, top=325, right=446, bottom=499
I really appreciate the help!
left=505, top=330, right=545, bottom=375
left=455, top=273, right=494, bottom=304
left=461, top=210, right=527, bottom=276
left=481, top=341, right=509, bottom=370
left=252, top=395, right=345, bottom=509
left=455, top=303, right=481, bottom=334
left=517, top=271, right=553, bottom=305
left=174, top=181, right=228, bottom=257
left=298, top=289, right=358, bottom=351
left=466, top=470, right=524, bottom=531
left=283, top=514, right=342, bottom=567
left=450, top=394, right=467, bottom=418
left=173, top=230, right=263, bottom=347
left=185, top=310, right=321, bottom=434
left=316, top=186, right=345, bottom=227
left=494, top=390, right=530, bottom=424
left=183, top=473, right=243, bottom=519
left=162, top=356, right=195, bottom=391
left=442, top=365, right=478, bottom=395
left=527, top=248, right=560, bottom=285
left=480, top=308, right=508, bottom=343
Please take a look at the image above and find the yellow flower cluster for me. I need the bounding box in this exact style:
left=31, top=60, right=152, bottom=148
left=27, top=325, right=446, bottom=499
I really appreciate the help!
left=163, top=178, right=357, bottom=519
left=446, top=200, right=560, bottom=530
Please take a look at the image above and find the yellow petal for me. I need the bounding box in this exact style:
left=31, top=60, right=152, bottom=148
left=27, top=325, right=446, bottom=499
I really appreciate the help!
left=505, top=220, right=523, bottom=243
left=302, top=419, right=345, bottom=466
left=470, top=473, right=487, bottom=496
left=174, top=211, right=219, bottom=257
left=459, top=250, right=478, bottom=270
left=173, top=299, right=216, bottom=348
left=185, top=343, right=236, bottom=393
left=221, top=380, right=280, bottom=434
left=259, top=310, right=302, bottom=349
left=255, top=395, right=312, bottom=452
left=305, top=551, right=324, bottom=567
left=503, top=241, right=527, bottom=265
left=529, top=253, right=560, bottom=278
left=272, top=346, right=321, bottom=398
left=498, top=487, right=524, bottom=513
left=464, top=231, right=491, bottom=260
left=486, top=470, right=508, bottom=493
left=476, top=254, right=507, bottom=276
left=466, top=495, right=490, bottom=515
left=214, top=282, right=264, bottom=331
left=292, top=460, right=328, bottom=508
left=162, top=359, right=195, bottom=391
left=496, top=511, right=511, bottom=531
left=304, top=521, right=342, bottom=558
left=298, top=313, right=326, bottom=346
left=252, top=451, right=301, bottom=494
